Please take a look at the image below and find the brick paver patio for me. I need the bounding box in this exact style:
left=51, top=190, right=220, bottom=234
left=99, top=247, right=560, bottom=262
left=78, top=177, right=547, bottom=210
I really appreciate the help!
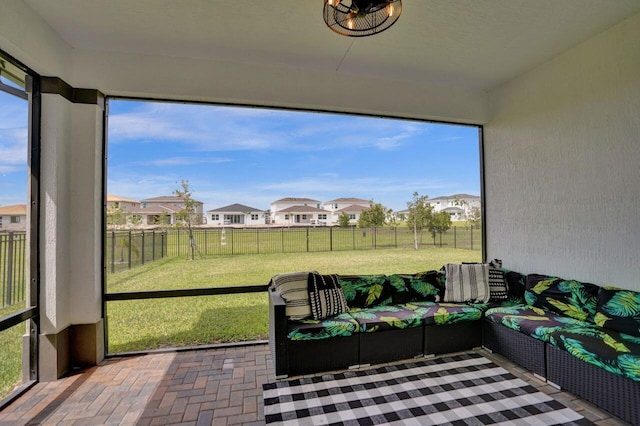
left=0, top=344, right=630, bottom=425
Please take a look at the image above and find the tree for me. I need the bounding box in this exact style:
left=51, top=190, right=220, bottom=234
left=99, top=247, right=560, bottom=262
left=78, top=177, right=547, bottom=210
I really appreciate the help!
left=430, top=210, right=452, bottom=238
left=406, top=192, right=433, bottom=250
left=106, top=202, right=127, bottom=229
left=357, top=202, right=387, bottom=228
left=173, top=179, right=202, bottom=260
left=338, top=211, right=351, bottom=227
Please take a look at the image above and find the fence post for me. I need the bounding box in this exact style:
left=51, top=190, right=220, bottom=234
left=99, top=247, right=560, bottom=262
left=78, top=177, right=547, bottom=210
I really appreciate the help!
left=141, top=230, right=145, bottom=265
left=5, top=232, right=14, bottom=306
left=152, top=230, right=156, bottom=261
left=454, top=226, right=457, bottom=249
left=306, top=227, right=309, bottom=252
left=111, top=231, right=115, bottom=273
left=128, top=230, right=132, bottom=270
left=330, top=227, right=333, bottom=251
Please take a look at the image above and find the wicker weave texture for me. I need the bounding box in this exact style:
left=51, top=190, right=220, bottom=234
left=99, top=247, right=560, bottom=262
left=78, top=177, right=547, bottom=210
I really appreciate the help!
left=546, top=344, right=640, bottom=425
left=483, top=319, right=546, bottom=378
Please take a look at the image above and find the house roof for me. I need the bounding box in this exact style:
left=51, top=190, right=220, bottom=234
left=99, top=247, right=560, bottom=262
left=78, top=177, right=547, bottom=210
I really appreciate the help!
left=0, top=204, right=27, bottom=215
left=207, top=204, right=263, bottom=213
left=272, top=197, right=320, bottom=204
left=278, top=206, right=327, bottom=213
left=429, top=194, right=480, bottom=202
left=107, top=194, right=139, bottom=203
left=337, top=204, right=369, bottom=213
left=129, top=204, right=181, bottom=214
left=141, top=196, right=202, bottom=204
left=443, top=207, right=465, bottom=214
left=325, top=198, right=370, bottom=204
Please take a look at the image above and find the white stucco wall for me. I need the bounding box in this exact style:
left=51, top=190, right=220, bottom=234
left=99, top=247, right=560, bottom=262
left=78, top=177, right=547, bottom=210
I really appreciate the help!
left=484, top=13, right=640, bottom=290
left=40, top=94, right=72, bottom=333
left=69, top=103, right=103, bottom=324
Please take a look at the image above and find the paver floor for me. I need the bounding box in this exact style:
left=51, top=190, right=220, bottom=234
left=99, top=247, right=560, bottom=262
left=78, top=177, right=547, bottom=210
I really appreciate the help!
left=0, top=344, right=630, bottom=425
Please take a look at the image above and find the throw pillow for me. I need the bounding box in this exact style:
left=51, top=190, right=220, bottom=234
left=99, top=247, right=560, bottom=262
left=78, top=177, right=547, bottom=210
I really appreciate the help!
left=269, top=271, right=316, bottom=320
left=503, top=269, right=527, bottom=298
left=308, top=273, right=349, bottom=320
left=442, top=263, right=490, bottom=303
left=524, top=274, right=599, bottom=322
left=488, top=259, right=509, bottom=301
left=594, top=287, right=640, bottom=337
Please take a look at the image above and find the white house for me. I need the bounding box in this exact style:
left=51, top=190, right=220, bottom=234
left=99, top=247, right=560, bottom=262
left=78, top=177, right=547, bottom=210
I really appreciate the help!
left=270, top=197, right=322, bottom=225
left=137, top=196, right=204, bottom=226
left=324, top=198, right=371, bottom=224
left=0, top=204, right=27, bottom=230
left=427, top=194, right=481, bottom=221
left=207, top=203, right=266, bottom=226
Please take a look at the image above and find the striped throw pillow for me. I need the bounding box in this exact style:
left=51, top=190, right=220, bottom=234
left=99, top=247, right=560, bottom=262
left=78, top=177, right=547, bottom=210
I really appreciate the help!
left=308, top=273, right=349, bottom=320
left=488, top=259, right=509, bottom=301
left=270, top=271, right=316, bottom=320
left=443, top=263, right=490, bottom=303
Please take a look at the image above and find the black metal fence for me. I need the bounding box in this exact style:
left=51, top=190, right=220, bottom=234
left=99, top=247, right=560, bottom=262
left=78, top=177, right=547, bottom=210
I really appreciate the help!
left=106, top=230, right=167, bottom=274
left=165, top=226, right=481, bottom=258
left=0, top=232, right=26, bottom=309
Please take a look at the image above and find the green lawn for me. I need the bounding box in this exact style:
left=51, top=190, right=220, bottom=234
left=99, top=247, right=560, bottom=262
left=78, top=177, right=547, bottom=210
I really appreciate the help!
left=0, top=322, right=24, bottom=401
left=106, top=247, right=481, bottom=353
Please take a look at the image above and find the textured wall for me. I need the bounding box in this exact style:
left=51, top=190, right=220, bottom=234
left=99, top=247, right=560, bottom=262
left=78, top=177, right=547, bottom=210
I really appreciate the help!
left=484, top=13, right=640, bottom=289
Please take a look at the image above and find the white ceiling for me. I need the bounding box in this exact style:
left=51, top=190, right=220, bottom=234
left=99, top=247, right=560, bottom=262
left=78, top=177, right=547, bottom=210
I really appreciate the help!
left=10, top=0, right=639, bottom=123
left=24, top=0, right=640, bottom=92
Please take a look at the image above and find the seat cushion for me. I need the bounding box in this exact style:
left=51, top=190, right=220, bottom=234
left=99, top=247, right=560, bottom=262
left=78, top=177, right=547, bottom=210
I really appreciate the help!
left=408, top=301, right=482, bottom=325
left=287, top=313, right=358, bottom=341
left=349, top=305, right=428, bottom=332
left=485, top=305, right=598, bottom=343
left=548, top=327, right=640, bottom=382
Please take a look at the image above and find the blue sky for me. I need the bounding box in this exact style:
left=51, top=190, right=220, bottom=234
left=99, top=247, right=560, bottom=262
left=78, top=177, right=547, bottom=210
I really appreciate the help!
left=0, top=89, right=28, bottom=207
left=109, top=100, right=481, bottom=213
left=0, top=93, right=480, bottom=212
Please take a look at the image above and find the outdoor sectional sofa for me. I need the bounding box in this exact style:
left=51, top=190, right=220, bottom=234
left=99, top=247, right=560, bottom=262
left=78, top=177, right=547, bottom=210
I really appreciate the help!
left=268, top=264, right=640, bottom=425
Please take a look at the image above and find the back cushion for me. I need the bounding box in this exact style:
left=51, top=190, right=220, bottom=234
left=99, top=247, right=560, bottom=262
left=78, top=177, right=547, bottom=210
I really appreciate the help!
left=595, top=287, right=640, bottom=337
left=525, top=274, right=599, bottom=321
left=387, top=271, right=441, bottom=304
left=337, top=275, right=392, bottom=308
left=270, top=271, right=316, bottom=320
left=503, top=269, right=527, bottom=298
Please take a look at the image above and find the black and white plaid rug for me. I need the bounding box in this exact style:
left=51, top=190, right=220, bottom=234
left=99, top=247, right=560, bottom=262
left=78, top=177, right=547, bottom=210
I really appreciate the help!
left=263, top=352, right=592, bottom=425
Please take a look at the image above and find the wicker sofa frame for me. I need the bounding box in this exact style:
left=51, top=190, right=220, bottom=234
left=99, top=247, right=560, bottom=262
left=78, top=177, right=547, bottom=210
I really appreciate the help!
left=269, top=289, right=482, bottom=377
left=268, top=271, right=639, bottom=424
left=483, top=318, right=639, bottom=425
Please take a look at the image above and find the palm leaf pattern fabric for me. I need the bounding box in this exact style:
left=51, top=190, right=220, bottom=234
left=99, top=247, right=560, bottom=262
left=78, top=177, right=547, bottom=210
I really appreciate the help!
left=486, top=305, right=640, bottom=382
left=524, top=274, right=599, bottom=321
left=596, top=287, right=640, bottom=337
left=287, top=313, right=359, bottom=341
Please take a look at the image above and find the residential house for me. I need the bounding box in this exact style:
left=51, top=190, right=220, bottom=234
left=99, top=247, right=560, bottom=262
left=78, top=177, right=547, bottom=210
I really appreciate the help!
left=270, top=198, right=322, bottom=225
left=324, top=198, right=371, bottom=224
left=137, top=196, right=204, bottom=226
left=427, top=194, right=481, bottom=222
left=207, top=203, right=266, bottom=226
left=0, top=204, right=26, bottom=230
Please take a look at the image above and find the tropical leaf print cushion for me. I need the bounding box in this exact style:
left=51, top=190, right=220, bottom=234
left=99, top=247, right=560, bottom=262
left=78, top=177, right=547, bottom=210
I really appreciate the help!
left=595, top=287, right=640, bottom=337
left=524, top=274, right=599, bottom=321
left=387, top=271, right=441, bottom=304
left=337, top=275, right=393, bottom=308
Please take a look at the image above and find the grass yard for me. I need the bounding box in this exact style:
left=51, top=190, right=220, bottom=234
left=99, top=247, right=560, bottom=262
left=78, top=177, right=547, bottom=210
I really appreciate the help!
left=106, top=247, right=481, bottom=353
left=0, top=322, right=24, bottom=402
